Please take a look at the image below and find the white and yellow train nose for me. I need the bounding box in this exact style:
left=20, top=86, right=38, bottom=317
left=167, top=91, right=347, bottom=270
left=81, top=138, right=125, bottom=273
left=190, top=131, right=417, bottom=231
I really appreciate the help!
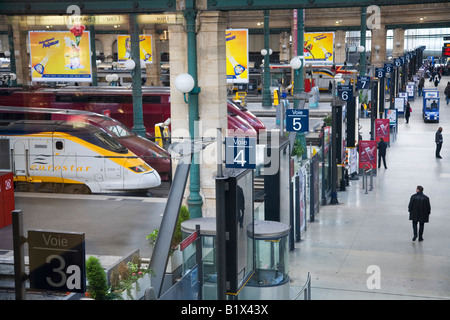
left=139, top=169, right=161, bottom=189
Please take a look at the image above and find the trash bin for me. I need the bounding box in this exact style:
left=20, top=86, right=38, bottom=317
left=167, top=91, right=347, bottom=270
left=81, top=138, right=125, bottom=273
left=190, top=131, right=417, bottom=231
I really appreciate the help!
left=0, top=171, right=14, bottom=228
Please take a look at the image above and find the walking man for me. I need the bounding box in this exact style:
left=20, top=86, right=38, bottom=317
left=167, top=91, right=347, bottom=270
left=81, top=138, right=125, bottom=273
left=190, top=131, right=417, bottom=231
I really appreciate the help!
left=377, top=137, right=387, bottom=169
left=408, top=186, right=431, bottom=242
left=435, top=127, right=443, bottom=158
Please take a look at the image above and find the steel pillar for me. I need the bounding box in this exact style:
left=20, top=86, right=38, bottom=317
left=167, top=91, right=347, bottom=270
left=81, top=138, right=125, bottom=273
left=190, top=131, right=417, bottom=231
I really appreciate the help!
left=262, top=10, right=272, bottom=107
left=129, top=13, right=146, bottom=137
left=185, top=0, right=203, bottom=218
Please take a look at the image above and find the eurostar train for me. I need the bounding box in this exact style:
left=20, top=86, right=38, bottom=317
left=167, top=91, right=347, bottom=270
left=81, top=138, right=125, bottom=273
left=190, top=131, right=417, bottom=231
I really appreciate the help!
left=0, top=120, right=161, bottom=194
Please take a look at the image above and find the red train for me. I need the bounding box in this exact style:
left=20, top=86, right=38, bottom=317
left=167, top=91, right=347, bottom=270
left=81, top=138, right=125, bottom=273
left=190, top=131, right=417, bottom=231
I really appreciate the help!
left=0, top=86, right=264, bottom=137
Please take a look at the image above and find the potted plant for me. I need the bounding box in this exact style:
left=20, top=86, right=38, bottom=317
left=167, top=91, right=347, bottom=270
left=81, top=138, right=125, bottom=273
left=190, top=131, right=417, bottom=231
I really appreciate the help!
left=292, top=134, right=305, bottom=161
left=147, top=205, right=190, bottom=273
left=110, top=254, right=154, bottom=300
left=86, top=256, right=109, bottom=300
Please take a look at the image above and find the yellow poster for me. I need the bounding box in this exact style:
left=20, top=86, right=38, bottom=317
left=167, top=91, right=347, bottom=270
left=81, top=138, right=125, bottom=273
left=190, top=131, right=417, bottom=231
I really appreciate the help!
left=303, top=32, right=334, bottom=62
left=29, top=29, right=92, bottom=82
left=117, top=35, right=152, bottom=63
left=226, top=29, right=249, bottom=84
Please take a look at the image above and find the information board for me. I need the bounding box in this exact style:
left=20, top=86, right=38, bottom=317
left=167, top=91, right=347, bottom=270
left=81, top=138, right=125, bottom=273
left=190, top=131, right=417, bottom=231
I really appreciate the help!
left=225, top=137, right=256, bottom=169
left=286, top=109, right=309, bottom=132
left=28, top=230, right=86, bottom=293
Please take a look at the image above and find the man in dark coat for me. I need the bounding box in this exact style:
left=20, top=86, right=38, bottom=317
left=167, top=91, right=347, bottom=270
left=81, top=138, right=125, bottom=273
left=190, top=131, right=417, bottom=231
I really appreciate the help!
left=377, top=138, right=387, bottom=169
left=408, top=186, right=431, bottom=241
left=435, top=127, right=443, bottom=158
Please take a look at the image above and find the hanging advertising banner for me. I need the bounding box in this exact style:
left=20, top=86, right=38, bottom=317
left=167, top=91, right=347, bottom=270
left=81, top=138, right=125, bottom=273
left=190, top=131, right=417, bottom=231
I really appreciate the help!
left=323, top=126, right=331, bottom=154
left=303, top=32, right=334, bottom=62
left=226, top=29, right=249, bottom=84
left=359, top=140, right=377, bottom=169
left=29, top=30, right=92, bottom=82
left=385, top=109, right=398, bottom=127
left=395, top=97, right=405, bottom=113
left=297, top=166, right=307, bottom=233
left=117, top=35, right=153, bottom=63
left=375, top=119, right=390, bottom=143
left=348, top=147, right=358, bottom=175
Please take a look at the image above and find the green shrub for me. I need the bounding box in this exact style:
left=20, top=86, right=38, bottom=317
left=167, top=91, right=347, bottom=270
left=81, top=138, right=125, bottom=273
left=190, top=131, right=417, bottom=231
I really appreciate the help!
left=86, top=256, right=109, bottom=300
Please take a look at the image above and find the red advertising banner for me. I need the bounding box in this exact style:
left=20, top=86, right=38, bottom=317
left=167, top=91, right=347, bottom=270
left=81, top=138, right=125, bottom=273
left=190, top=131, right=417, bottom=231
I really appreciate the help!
left=375, top=119, right=390, bottom=143
left=359, top=140, right=377, bottom=169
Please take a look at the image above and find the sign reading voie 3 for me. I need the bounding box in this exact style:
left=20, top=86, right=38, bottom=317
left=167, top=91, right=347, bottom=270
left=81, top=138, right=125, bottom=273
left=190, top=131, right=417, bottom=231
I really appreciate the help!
left=28, top=230, right=86, bottom=293
left=286, top=109, right=309, bottom=132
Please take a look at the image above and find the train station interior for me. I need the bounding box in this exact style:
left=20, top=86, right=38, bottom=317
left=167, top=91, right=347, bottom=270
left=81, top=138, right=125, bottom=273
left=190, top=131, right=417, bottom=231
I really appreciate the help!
left=0, top=0, right=450, bottom=304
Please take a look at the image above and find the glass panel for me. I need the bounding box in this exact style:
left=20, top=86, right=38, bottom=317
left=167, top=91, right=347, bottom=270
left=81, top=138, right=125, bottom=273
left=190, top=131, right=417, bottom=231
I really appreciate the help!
left=202, top=247, right=217, bottom=300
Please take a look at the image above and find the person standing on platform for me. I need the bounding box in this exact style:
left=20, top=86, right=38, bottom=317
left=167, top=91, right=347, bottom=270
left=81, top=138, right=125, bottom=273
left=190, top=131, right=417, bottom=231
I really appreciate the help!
left=405, top=101, right=411, bottom=123
left=408, top=186, right=431, bottom=242
left=377, top=137, right=387, bottom=169
left=435, top=127, right=443, bottom=158
left=444, top=82, right=450, bottom=105
left=418, top=77, right=425, bottom=97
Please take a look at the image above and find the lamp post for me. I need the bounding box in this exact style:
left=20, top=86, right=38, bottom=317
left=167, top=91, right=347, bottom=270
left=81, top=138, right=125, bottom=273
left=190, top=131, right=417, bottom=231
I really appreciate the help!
left=360, top=6, right=367, bottom=76
left=293, top=8, right=305, bottom=108
left=128, top=13, right=146, bottom=137
left=262, top=10, right=272, bottom=107
left=183, top=0, right=203, bottom=219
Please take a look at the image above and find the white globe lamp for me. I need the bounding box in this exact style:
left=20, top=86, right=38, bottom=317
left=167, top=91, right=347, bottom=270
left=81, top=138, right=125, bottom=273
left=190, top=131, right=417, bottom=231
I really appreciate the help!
left=175, top=73, right=195, bottom=94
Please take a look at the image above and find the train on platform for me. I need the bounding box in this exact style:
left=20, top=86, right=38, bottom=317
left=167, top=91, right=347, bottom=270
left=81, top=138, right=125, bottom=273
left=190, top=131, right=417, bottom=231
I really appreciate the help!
left=0, top=106, right=172, bottom=181
left=0, top=120, right=161, bottom=194
left=0, top=85, right=262, bottom=137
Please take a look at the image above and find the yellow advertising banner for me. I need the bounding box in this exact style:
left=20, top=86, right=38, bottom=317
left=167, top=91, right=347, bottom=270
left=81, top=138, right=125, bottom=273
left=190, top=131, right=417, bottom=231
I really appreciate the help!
left=303, top=32, right=334, bottom=62
left=226, top=29, right=249, bottom=84
left=29, top=29, right=92, bottom=82
left=117, top=35, right=152, bottom=63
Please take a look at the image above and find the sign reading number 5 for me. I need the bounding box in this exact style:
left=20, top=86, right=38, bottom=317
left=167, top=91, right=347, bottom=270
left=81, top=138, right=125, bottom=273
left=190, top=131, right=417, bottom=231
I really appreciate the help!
left=293, top=118, right=302, bottom=131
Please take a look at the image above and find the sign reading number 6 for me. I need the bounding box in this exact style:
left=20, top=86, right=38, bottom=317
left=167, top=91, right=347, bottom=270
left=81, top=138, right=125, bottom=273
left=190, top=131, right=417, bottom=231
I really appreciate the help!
left=66, top=5, right=81, bottom=29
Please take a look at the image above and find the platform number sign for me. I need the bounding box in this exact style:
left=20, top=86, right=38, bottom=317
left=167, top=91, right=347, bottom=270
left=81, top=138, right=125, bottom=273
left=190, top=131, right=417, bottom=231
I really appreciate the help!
left=286, top=109, right=309, bottom=132
left=384, top=63, right=393, bottom=73
left=225, top=137, right=256, bottom=169
left=28, top=230, right=86, bottom=293
left=337, top=85, right=353, bottom=101
left=394, top=59, right=402, bottom=67
left=375, top=68, right=385, bottom=79
left=356, top=76, right=370, bottom=90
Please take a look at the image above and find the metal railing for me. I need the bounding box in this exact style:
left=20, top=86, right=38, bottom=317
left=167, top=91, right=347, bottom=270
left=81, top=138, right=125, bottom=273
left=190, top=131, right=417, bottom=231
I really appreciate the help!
left=362, top=164, right=373, bottom=194
left=292, top=272, right=312, bottom=300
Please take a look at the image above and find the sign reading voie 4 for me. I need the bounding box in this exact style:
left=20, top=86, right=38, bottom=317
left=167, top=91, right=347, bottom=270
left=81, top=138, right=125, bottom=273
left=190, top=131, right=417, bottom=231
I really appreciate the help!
left=28, top=230, right=86, bottom=293
left=225, top=137, right=256, bottom=169
left=286, top=109, right=309, bottom=132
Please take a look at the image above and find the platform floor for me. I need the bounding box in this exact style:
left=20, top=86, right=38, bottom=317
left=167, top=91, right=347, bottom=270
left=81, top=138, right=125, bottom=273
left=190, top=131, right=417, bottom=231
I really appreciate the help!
left=288, top=76, right=450, bottom=300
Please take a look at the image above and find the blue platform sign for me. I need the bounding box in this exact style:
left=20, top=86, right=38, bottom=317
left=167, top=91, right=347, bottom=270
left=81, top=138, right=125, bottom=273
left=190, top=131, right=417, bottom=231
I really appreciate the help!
left=225, top=137, right=256, bottom=169
left=356, top=76, right=371, bottom=90
left=384, top=63, right=393, bottom=73
left=286, top=109, right=309, bottom=132
left=337, top=85, right=353, bottom=101
left=375, top=68, right=385, bottom=79
left=394, top=58, right=402, bottom=67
